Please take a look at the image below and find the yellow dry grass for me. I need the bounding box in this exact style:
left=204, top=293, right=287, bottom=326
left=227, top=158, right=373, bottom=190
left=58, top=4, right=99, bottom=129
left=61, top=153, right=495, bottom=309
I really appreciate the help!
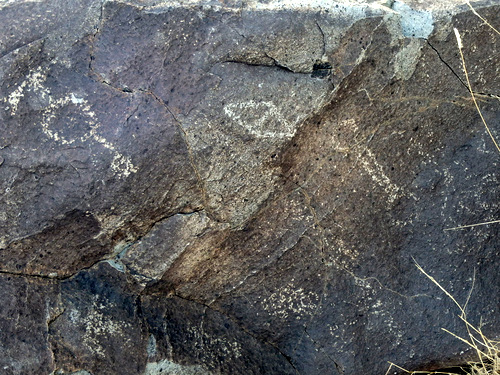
left=385, top=261, right=500, bottom=375
left=444, top=4, right=500, bottom=231
left=386, top=9, right=499, bottom=374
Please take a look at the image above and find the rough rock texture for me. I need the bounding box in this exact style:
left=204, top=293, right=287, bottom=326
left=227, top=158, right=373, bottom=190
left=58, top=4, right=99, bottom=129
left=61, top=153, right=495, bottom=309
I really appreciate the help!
left=0, top=0, right=499, bottom=374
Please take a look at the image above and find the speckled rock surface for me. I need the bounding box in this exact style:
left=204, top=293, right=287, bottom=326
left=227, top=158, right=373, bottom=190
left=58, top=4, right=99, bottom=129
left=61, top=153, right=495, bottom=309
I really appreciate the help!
left=0, top=1, right=499, bottom=374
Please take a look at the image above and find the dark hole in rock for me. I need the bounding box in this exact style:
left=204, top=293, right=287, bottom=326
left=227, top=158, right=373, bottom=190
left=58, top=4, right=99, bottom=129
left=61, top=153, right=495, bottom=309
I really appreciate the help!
left=311, top=61, right=332, bottom=78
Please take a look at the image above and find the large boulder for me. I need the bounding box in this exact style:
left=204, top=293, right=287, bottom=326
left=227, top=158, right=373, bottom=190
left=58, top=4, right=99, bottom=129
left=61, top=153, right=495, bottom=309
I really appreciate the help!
left=0, top=0, right=498, bottom=374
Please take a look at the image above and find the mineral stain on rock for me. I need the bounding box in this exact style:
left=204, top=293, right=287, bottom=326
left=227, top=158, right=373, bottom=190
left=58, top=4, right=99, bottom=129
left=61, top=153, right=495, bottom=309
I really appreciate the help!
left=0, top=1, right=499, bottom=375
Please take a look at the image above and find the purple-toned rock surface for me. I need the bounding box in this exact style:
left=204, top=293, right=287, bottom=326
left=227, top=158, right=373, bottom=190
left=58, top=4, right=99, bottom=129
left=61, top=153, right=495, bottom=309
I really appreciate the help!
left=0, top=1, right=498, bottom=374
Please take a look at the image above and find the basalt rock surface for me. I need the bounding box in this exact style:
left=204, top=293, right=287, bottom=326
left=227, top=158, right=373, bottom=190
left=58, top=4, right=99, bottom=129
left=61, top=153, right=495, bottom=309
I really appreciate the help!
left=0, top=1, right=499, bottom=374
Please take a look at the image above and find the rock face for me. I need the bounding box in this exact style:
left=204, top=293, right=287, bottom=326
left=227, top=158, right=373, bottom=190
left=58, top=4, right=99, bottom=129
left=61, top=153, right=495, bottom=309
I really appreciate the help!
left=0, top=1, right=499, bottom=374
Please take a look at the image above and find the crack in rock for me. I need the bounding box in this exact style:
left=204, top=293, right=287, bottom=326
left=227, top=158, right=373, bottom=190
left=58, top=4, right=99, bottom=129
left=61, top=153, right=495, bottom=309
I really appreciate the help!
left=426, top=39, right=468, bottom=91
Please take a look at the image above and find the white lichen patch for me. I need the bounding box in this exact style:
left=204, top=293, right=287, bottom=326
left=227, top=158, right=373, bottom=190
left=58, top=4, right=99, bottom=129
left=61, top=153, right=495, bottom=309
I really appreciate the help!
left=393, top=39, right=424, bottom=81
left=223, top=100, right=295, bottom=138
left=4, top=66, right=138, bottom=178
left=143, top=0, right=382, bottom=17
left=71, top=93, right=85, bottom=104
left=392, top=1, right=434, bottom=39
left=1, top=0, right=43, bottom=4
left=144, top=359, right=212, bottom=375
left=146, top=334, right=157, bottom=357
left=104, top=259, right=125, bottom=273
left=261, top=283, right=319, bottom=320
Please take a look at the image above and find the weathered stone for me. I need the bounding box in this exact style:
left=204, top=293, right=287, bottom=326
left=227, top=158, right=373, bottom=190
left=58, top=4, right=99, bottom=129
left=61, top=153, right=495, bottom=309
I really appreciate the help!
left=48, top=263, right=148, bottom=375
left=0, top=40, right=204, bottom=276
left=0, top=274, right=60, bottom=375
left=141, top=294, right=298, bottom=374
left=143, top=360, right=210, bottom=375
left=0, top=1, right=498, bottom=375
left=121, top=211, right=226, bottom=288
